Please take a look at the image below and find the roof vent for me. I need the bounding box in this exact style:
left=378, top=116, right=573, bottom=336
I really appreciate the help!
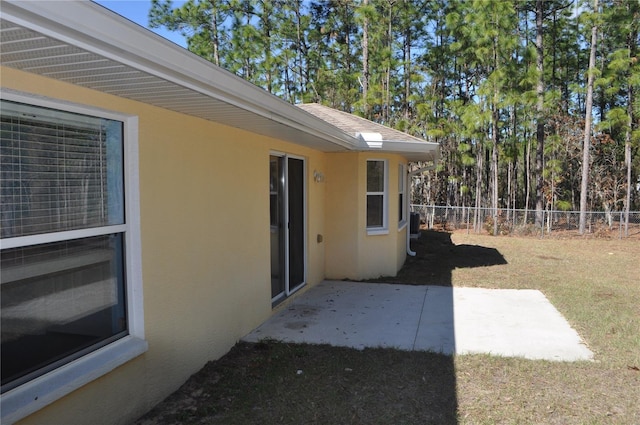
left=356, top=132, right=383, bottom=149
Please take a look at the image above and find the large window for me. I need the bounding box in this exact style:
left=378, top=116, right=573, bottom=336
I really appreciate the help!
left=0, top=95, right=145, bottom=420
left=366, top=159, right=388, bottom=233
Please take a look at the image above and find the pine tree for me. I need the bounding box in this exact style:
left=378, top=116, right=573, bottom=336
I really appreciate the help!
left=149, top=0, right=231, bottom=65
left=579, top=0, right=599, bottom=234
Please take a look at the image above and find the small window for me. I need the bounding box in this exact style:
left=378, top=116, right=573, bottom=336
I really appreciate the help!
left=0, top=96, right=145, bottom=421
left=366, top=160, right=387, bottom=232
left=398, top=163, right=406, bottom=227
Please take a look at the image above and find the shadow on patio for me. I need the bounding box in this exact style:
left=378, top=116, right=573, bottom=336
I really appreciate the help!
left=378, top=229, right=508, bottom=286
left=135, top=231, right=508, bottom=425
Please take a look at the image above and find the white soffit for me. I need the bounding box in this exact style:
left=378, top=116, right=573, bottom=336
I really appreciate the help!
left=0, top=1, right=355, bottom=152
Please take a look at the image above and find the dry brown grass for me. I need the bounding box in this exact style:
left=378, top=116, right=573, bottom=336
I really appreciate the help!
left=449, top=231, right=640, bottom=425
left=134, top=231, right=640, bottom=425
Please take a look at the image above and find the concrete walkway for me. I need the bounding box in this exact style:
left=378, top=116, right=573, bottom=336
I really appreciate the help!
left=243, top=280, right=593, bottom=362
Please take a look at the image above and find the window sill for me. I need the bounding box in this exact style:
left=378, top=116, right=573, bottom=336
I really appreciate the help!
left=367, top=228, right=389, bottom=236
left=398, top=221, right=407, bottom=232
left=1, top=336, right=148, bottom=424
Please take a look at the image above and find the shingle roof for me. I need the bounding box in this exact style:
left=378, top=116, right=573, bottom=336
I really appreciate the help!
left=297, top=103, right=426, bottom=143
left=297, top=103, right=439, bottom=163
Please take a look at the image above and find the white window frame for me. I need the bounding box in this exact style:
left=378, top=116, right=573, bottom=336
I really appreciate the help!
left=0, top=90, right=147, bottom=424
left=398, top=163, right=407, bottom=230
left=366, top=159, right=388, bottom=235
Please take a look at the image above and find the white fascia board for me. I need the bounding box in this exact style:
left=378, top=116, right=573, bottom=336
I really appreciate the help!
left=363, top=140, right=440, bottom=163
left=385, top=140, right=440, bottom=154
left=354, top=130, right=438, bottom=162
left=1, top=1, right=359, bottom=151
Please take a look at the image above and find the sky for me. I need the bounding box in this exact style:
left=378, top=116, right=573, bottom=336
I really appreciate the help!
left=93, top=1, right=187, bottom=47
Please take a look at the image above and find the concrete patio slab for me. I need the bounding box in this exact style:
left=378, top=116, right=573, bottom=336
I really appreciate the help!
left=243, top=280, right=594, bottom=362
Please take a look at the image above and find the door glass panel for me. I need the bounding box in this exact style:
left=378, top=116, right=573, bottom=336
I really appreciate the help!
left=269, top=156, right=285, bottom=299
left=288, top=158, right=305, bottom=292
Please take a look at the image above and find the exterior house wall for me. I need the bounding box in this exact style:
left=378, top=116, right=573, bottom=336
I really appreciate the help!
left=1, top=67, right=327, bottom=425
left=356, top=153, right=406, bottom=279
left=2, top=66, right=413, bottom=425
left=324, top=152, right=407, bottom=280
left=324, top=153, right=360, bottom=280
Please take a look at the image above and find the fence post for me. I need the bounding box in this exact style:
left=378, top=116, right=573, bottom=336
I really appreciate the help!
left=619, top=211, right=623, bottom=239
left=547, top=209, right=551, bottom=235
left=474, top=205, right=478, bottom=234
left=430, top=205, right=435, bottom=229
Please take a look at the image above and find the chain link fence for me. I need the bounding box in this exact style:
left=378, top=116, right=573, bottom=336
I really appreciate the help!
left=410, top=205, right=640, bottom=238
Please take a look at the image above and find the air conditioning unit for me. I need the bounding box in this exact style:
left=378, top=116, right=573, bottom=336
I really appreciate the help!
left=410, top=212, right=421, bottom=237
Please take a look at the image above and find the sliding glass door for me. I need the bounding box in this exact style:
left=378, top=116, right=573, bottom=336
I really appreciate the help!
left=269, top=155, right=305, bottom=303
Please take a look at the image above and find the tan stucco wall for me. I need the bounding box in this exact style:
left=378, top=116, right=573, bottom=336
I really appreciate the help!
left=2, top=66, right=413, bottom=425
left=324, top=152, right=360, bottom=280
left=356, top=154, right=407, bottom=279
left=325, top=152, right=408, bottom=280
left=1, top=67, right=326, bottom=425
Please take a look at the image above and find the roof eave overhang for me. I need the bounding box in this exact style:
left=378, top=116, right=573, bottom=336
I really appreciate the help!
left=355, top=131, right=439, bottom=163
left=1, top=1, right=439, bottom=163
left=0, top=1, right=358, bottom=152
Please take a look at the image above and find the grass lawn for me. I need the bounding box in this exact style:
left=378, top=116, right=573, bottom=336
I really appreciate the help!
left=135, top=231, right=639, bottom=425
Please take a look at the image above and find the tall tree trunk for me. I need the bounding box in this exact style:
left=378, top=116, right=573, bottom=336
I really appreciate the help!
left=579, top=0, right=599, bottom=234
left=491, top=33, right=500, bottom=236
left=491, top=104, right=499, bottom=236
left=624, top=131, right=631, bottom=236
left=261, top=1, right=273, bottom=94
left=384, top=5, right=392, bottom=123
left=404, top=18, right=411, bottom=120
left=361, top=0, right=369, bottom=117
left=474, top=144, right=484, bottom=233
left=295, top=1, right=305, bottom=100
left=209, top=0, right=220, bottom=66
left=534, top=0, right=545, bottom=228
left=624, top=4, right=637, bottom=237
left=524, top=132, right=531, bottom=224
left=508, top=104, right=516, bottom=221
left=522, top=9, right=531, bottom=225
